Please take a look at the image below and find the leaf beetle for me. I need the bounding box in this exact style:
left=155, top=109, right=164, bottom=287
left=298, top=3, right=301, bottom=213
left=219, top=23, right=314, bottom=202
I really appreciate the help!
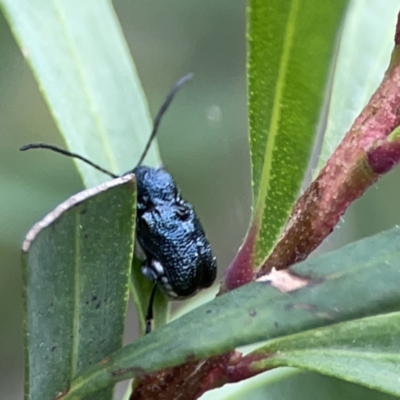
left=21, top=74, right=217, bottom=333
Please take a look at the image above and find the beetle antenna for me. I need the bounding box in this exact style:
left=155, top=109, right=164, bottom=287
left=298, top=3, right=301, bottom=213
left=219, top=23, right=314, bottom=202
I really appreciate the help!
left=136, top=73, right=194, bottom=167
left=145, top=284, right=158, bottom=334
left=20, top=74, right=193, bottom=176
left=19, top=143, right=118, bottom=179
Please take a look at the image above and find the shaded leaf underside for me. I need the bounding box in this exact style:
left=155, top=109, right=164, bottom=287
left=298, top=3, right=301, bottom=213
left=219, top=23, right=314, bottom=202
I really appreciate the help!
left=23, top=176, right=136, bottom=400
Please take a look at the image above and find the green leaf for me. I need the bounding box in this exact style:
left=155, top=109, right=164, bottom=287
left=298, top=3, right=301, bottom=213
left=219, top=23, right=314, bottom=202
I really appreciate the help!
left=22, top=175, right=136, bottom=400
left=215, top=369, right=396, bottom=400
left=61, top=226, right=400, bottom=398
left=251, top=312, right=400, bottom=397
left=0, top=0, right=161, bottom=189
left=315, top=0, right=398, bottom=175
left=225, top=0, right=348, bottom=288
left=248, top=0, right=347, bottom=261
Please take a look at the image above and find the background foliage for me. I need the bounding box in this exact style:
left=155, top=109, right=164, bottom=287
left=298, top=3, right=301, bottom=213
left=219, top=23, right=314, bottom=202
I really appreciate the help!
left=1, top=0, right=400, bottom=399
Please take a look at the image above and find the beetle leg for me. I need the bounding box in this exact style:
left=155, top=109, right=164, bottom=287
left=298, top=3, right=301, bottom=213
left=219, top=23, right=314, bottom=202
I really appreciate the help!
left=145, top=283, right=158, bottom=334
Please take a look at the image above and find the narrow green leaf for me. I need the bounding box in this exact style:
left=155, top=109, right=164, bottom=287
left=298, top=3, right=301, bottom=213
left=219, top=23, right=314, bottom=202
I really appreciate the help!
left=62, top=226, right=400, bottom=398
left=315, top=0, right=398, bottom=175
left=217, top=369, right=396, bottom=400
left=251, top=313, right=400, bottom=397
left=225, top=0, right=347, bottom=288
left=0, top=0, right=161, bottom=188
left=248, top=0, right=347, bottom=263
left=22, top=175, right=136, bottom=400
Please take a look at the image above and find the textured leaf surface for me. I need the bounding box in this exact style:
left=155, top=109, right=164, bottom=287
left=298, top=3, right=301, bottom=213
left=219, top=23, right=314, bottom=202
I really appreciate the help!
left=315, top=0, right=399, bottom=174
left=0, top=0, right=160, bottom=188
left=225, top=0, right=347, bottom=290
left=22, top=175, right=136, bottom=400
left=61, top=226, right=400, bottom=398
left=251, top=313, right=400, bottom=397
left=248, top=0, right=347, bottom=264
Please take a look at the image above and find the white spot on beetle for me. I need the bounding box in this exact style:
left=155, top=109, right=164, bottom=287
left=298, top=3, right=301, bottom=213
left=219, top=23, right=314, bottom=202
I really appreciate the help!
left=151, top=260, right=164, bottom=275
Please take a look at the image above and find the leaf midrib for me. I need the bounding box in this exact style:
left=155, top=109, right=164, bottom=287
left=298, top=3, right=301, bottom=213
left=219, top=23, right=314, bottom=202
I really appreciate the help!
left=52, top=0, right=118, bottom=173
left=255, top=0, right=300, bottom=217
left=71, top=211, right=81, bottom=379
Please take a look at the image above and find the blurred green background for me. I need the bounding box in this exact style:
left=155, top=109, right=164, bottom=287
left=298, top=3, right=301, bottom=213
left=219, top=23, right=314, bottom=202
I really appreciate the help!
left=1, top=1, right=400, bottom=399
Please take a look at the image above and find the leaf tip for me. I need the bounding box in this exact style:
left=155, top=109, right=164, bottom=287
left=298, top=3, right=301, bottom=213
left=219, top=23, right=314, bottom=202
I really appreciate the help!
left=22, top=174, right=136, bottom=253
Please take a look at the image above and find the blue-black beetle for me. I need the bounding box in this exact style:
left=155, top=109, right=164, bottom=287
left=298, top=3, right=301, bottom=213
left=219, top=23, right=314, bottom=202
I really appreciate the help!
left=20, top=74, right=217, bottom=332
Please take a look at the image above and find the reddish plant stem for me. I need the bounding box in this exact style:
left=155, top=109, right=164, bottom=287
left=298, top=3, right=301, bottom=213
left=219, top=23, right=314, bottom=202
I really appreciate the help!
left=220, top=222, right=259, bottom=292
left=259, top=59, right=400, bottom=275
left=129, top=351, right=269, bottom=400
